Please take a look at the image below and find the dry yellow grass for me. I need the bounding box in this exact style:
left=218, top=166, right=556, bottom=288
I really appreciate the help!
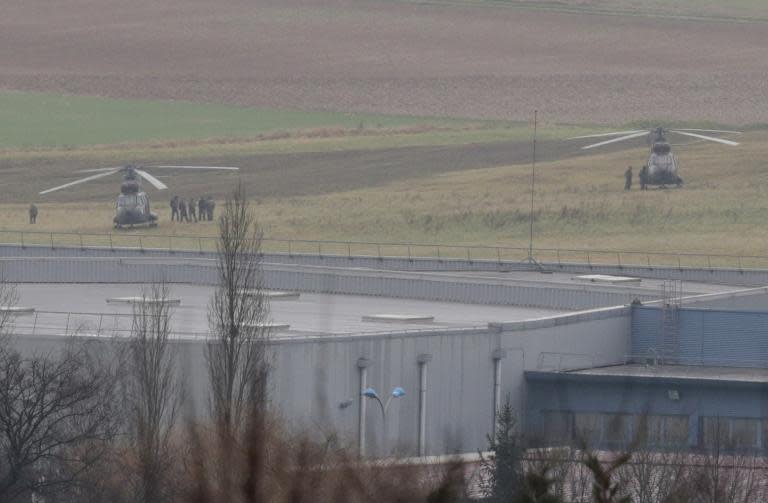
left=3, top=130, right=767, bottom=260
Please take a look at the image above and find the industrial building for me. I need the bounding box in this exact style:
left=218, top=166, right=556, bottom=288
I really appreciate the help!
left=2, top=239, right=767, bottom=458
left=527, top=288, right=768, bottom=452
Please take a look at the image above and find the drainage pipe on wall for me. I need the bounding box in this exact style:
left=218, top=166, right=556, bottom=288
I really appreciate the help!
left=357, top=357, right=370, bottom=457
left=491, top=349, right=507, bottom=432
left=417, top=353, right=432, bottom=457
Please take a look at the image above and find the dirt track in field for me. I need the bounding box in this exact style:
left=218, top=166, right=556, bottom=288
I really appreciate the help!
left=3, top=138, right=590, bottom=204
left=2, top=0, right=767, bottom=124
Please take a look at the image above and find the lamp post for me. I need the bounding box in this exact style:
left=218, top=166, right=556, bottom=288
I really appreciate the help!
left=363, top=386, right=405, bottom=456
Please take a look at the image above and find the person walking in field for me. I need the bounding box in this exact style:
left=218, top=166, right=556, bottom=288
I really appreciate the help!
left=170, top=195, right=179, bottom=221
left=188, top=198, right=197, bottom=222
left=624, top=165, right=633, bottom=191
left=179, top=199, right=188, bottom=222
left=29, top=203, right=38, bottom=224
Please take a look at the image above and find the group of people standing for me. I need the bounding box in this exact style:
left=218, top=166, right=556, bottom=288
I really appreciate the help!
left=170, top=195, right=215, bottom=222
left=624, top=165, right=650, bottom=191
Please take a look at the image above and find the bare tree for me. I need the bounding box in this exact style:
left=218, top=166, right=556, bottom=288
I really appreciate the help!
left=616, top=447, right=693, bottom=503
left=125, top=283, right=182, bottom=503
left=206, top=183, right=270, bottom=433
left=685, top=418, right=764, bottom=503
left=0, top=279, right=18, bottom=344
left=0, top=340, right=117, bottom=502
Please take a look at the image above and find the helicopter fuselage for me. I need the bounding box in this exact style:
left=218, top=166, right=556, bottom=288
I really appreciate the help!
left=114, top=185, right=157, bottom=228
left=645, top=141, right=682, bottom=187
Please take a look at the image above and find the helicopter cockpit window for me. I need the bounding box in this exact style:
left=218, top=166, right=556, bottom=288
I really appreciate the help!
left=650, top=153, right=674, bottom=170
left=117, top=194, right=138, bottom=208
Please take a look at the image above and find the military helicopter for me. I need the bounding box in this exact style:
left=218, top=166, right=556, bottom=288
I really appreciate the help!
left=568, top=127, right=741, bottom=187
left=39, top=164, right=239, bottom=228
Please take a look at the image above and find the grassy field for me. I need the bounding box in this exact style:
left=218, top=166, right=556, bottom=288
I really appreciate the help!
left=1, top=128, right=765, bottom=261
left=0, top=91, right=491, bottom=150
left=0, top=92, right=764, bottom=260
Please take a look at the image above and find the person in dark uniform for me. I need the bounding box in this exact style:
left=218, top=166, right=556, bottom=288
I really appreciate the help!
left=29, top=203, right=38, bottom=224
left=188, top=198, right=197, bottom=222
left=639, top=165, right=649, bottom=191
left=179, top=199, right=188, bottom=222
left=624, top=166, right=633, bottom=191
left=170, top=196, right=179, bottom=221
left=198, top=197, right=205, bottom=223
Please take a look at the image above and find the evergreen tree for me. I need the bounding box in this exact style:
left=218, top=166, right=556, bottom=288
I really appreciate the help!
left=482, top=399, right=522, bottom=502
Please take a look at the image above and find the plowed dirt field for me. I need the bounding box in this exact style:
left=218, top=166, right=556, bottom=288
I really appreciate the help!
left=2, top=0, right=767, bottom=124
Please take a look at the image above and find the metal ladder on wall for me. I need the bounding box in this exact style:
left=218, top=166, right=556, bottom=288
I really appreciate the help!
left=659, top=279, right=682, bottom=364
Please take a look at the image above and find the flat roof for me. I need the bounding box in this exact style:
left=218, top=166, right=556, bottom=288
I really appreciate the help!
left=569, top=363, right=768, bottom=384
left=11, top=283, right=567, bottom=339
left=422, top=269, right=742, bottom=296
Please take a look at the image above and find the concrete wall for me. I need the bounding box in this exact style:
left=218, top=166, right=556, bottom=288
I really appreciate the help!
left=9, top=306, right=631, bottom=458
left=685, top=289, right=768, bottom=311
left=2, top=244, right=767, bottom=286
left=0, top=257, right=658, bottom=310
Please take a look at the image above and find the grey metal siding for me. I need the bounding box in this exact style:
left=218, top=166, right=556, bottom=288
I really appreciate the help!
left=632, top=306, right=768, bottom=366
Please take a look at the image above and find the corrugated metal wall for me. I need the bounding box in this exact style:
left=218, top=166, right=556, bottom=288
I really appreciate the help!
left=632, top=306, right=768, bottom=367
left=12, top=308, right=631, bottom=458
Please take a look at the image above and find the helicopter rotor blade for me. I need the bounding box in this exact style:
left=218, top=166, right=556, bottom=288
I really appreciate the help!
left=74, top=167, right=125, bottom=174
left=39, top=169, right=120, bottom=195
left=567, top=130, right=645, bottom=140
left=145, top=165, right=240, bottom=171
left=134, top=169, right=169, bottom=190
left=579, top=131, right=650, bottom=150
left=671, top=131, right=740, bottom=146
left=672, top=128, right=743, bottom=135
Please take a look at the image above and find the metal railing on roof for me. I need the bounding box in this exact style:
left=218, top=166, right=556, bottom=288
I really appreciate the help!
left=537, top=352, right=768, bottom=379
left=7, top=310, right=208, bottom=339
left=2, top=229, right=768, bottom=271
left=537, top=351, right=618, bottom=372
left=6, top=310, right=489, bottom=342
left=624, top=353, right=768, bottom=371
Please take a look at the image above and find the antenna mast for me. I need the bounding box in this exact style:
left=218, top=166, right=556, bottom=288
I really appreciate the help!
left=528, top=110, right=537, bottom=258
left=523, top=110, right=543, bottom=271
